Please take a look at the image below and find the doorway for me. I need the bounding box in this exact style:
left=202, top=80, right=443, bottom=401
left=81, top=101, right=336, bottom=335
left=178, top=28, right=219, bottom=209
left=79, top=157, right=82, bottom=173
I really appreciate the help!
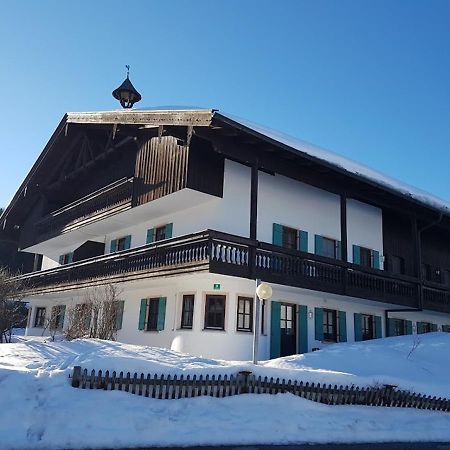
left=280, top=303, right=297, bottom=357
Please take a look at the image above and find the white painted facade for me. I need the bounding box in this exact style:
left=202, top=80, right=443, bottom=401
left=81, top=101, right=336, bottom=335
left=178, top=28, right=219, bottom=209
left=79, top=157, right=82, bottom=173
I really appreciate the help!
left=24, top=157, right=446, bottom=360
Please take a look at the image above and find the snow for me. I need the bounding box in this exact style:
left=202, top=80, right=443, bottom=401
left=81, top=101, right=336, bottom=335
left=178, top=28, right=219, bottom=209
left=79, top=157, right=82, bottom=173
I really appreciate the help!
left=1, top=334, right=450, bottom=449
left=219, top=112, right=450, bottom=214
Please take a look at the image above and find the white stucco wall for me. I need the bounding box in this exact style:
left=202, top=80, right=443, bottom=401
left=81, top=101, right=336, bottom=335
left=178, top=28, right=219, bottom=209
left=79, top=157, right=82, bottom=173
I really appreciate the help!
left=25, top=273, right=450, bottom=361
left=257, top=171, right=341, bottom=250
left=347, top=199, right=384, bottom=266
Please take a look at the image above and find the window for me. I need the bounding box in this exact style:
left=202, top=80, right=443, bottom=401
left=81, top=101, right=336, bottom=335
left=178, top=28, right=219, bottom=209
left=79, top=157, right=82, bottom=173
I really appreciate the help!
left=315, top=235, right=341, bottom=260
left=392, top=318, right=406, bottom=336
left=361, top=314, right=374, bottom=341
left=280, top=303, right=295, bottom=336
left=181, top=295, right=195, bottom=329
left=138, top=297, right=166, bottom=331
left=322, top=237, right=338, bottom=259
left=443, top=325, right=450, bottom=333
left=146, top=223, right=173, bottom=244
left=442, top=269, right=450, bottom=286
left=50, top=305, right=66, bottom=330
left=421, top=263, right=432, bottom=281
left=204, top=295, right=226, bottom=330
left=360, top=247, right=372, bottom=268
left=110, top=235, right=131, bottom=253
left=417, top=321, right=434, bottom=334
left=59, top=253, right=73, bottom=265
left=34, top=307, right=46, bottom=327
left=282, top=226, right=297, bottom=250
left=389, top=255, right=405, bottom=275
left=114, top=301, right=125, bottom=331
left=323, top=308, right=337, bottom=342
left=237, top=297, right=253, bottom=332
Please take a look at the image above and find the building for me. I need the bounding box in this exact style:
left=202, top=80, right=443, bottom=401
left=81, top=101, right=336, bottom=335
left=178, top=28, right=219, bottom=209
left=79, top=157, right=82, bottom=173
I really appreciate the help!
left=2, top=108, right=450, bottom=360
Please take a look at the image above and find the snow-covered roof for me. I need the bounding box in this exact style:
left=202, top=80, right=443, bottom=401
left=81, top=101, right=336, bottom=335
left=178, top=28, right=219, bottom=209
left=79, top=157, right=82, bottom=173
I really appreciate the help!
left=217, top=112, right=450, bottom=215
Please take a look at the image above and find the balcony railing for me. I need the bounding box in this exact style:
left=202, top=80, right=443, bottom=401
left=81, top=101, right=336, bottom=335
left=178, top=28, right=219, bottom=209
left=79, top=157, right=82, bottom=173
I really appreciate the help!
left=36, top=177, right=134, bottom=241
left=15, top=230, right=450, bottom=313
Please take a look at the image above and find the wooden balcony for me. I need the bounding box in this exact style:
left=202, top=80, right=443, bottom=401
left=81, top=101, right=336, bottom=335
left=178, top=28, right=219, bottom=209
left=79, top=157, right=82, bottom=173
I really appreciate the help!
left=36, top=178, right=134, bottom=241
left=16, top=230, right=450, bottom=313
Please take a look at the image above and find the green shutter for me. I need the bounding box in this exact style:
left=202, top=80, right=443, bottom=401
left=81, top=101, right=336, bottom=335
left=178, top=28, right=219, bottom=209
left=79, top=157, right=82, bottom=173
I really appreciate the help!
left=314, top=307, right=324, bottom=341
left=387, top=318, right=395, bottom=337
left=298, top=305, right=308, bottom=353
left=165, top=223, right=173, bottom=239
left=339, top=311, right=347, bottom=342
left=272, top=224, right=283, bottom=246
left=115, top=301, right=124, bottom=331
left=353, top=245, right=361, bottom=264
left=372, top=250, right=380, bottom=269
left=124, top=235, right=132, bottom=250
left=314, top=235, right=323, bottom=256
left=354, top=313, right=363, bottom=342
left=431, top=323, right=438, bottom=332
left=375, top=316, right=382, bottom=339
left=270, top=301, right=281, bottom=358
left=157, top=297, right=167, bottom=331
left=406, top=320, right=413, bottom=335
left=298, top=231, right=308, bottom=252
left=336, top=241, right=342, bottom=260
left=146, top=228, right=154, bottom=244
left=68, top=252, right=74, bottom=264
left=417, top=322, right=424, bottom=334
left=110, top=239, right=118, bottom=253
left=59, top=255, right=64, bottom=265
left=138, top=299, right=147, bottom=330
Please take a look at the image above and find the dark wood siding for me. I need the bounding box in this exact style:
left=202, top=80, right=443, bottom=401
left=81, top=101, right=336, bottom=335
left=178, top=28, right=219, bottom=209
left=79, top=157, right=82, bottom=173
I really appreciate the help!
left=382, top=210, right=415, bottom=277
left=134, top=135, right=189, bottom=206
left=187, top=136, right=224, bottom=198
left=422, top=227, right=450, bottom=283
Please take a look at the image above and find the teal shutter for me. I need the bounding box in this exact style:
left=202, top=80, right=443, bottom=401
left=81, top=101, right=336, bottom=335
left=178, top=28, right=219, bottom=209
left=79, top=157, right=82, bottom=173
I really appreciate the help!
left=138, top=299, right=148, bottom=330
left=110, top=239, right=118, bottom=253
left=299, top=230, right=308, bottom=252
left=115, top=301, right=124, bottom=330
left=314, top=235, right=323, bottom=256
left=339, top=311, right=347, bottom=342
left=336, top=241, right=342, bottom=260
left=298, top=305, right=308, bottom=353
left=431, top=323, right=438, bottom=332
left=314, top=307, right=324, bottom=341
left=68, top=252, right=74, bottom=264
left=146, top=228, right=154, bottom=244
left=124, top=235, right=132, bottom=250
left=354, top=313, right=363, bottom=342
left=165, top=223, right=173, bottom=239
left=375, top=316, right=382, bottom=338
left=270, top=301, right=281, bottom=358
left=272, top=223, right=283, bottom=246
left=372, top=250, right=380, bottom=269
left=59, top=255, right=64, bottom=265
left=157, top=297, right=167, bottom=331
left=406, top=320, right=413, bottom=335
left=353, top=245, right=361, bottom=264
left=387, top=318, right=395, bottom=337
left=417, top=322, right=424, bottom=334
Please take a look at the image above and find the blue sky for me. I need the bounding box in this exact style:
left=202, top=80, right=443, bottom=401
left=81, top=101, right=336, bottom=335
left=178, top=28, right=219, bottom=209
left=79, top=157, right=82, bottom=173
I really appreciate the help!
left=1, top=0, right=450, bottom=207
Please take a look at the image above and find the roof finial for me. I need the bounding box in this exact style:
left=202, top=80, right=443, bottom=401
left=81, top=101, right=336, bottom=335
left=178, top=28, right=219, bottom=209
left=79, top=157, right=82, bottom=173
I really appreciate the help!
left=125, top=65, right=130, bottom=78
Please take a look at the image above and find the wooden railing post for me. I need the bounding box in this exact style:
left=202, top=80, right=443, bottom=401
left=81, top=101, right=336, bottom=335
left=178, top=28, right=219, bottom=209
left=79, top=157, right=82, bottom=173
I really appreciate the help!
left=72, top=366, right=82, bottom=388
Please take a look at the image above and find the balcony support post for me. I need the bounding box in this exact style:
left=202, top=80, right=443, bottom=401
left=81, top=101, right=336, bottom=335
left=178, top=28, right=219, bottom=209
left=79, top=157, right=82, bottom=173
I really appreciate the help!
left=249, top=160, right=259, bottom=279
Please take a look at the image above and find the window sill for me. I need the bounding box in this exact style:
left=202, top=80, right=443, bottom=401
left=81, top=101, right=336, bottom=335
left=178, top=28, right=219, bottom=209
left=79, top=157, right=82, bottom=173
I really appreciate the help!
left=203, top=328, right=226, bottom=332
left=236, top=329, right=253, bottom=333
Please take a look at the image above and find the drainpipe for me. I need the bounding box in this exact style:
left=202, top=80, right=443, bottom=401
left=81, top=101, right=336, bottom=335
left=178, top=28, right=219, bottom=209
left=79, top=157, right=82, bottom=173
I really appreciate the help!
left=384, top=212, right=443, bottom=335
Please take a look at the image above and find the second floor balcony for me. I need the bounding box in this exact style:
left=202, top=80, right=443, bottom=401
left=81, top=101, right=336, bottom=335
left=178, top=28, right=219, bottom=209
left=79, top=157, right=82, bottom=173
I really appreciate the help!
left=15, top=230, right=450, bottom=314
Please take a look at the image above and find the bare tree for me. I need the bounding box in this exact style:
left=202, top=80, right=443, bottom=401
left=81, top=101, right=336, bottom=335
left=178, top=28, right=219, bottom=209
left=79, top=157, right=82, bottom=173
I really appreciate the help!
left=0, top=267, right=28, bottom=343
left=64, top=284, right=123, bottom=341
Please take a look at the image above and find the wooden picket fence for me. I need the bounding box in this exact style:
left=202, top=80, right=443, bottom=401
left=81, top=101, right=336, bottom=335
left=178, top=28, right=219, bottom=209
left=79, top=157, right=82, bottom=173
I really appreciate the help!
left=71, top=366, right=450, bottom=412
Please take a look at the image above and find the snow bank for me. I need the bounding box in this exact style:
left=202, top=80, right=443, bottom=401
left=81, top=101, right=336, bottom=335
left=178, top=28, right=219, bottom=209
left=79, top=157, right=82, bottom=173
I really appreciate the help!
left=1, top=334, right=450, bottom=449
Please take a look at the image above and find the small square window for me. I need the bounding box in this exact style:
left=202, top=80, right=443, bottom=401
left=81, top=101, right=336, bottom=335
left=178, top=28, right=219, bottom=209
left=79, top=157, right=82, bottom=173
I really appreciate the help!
left=282, top=226, right=297, bottom=250
left=155, top=226, right=167, bottom=242
left=361, top=314, right=375, bottom=341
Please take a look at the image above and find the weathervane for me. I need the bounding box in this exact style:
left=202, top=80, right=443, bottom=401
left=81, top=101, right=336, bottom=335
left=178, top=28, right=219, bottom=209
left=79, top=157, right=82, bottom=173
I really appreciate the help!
left=112, top=65, right=142, bottom=109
